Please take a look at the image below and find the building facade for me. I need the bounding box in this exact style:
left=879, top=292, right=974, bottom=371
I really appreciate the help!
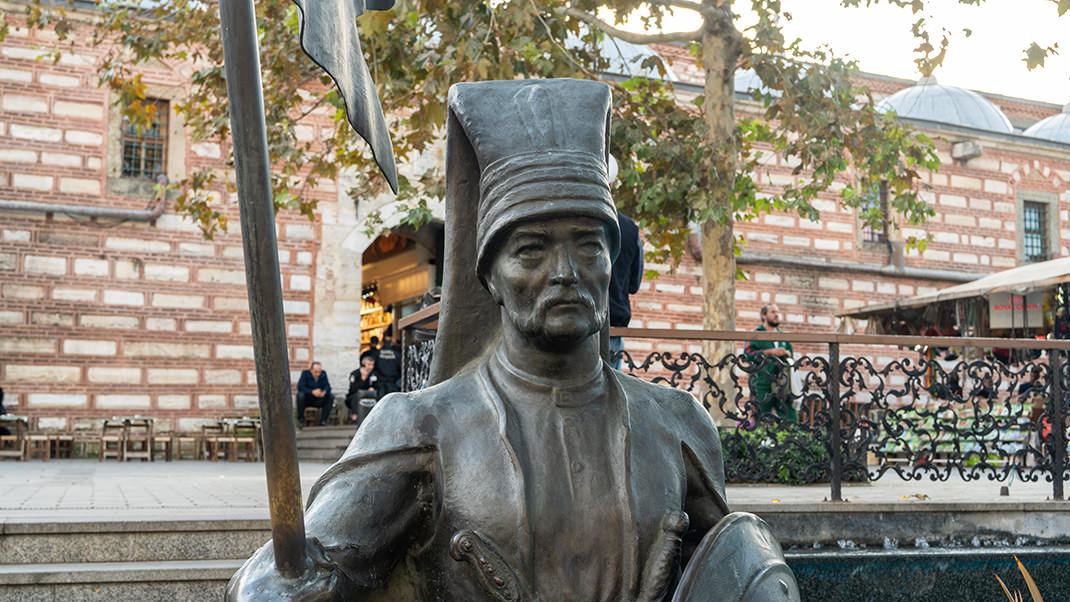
left=1, top=24, right=1068, bottom=431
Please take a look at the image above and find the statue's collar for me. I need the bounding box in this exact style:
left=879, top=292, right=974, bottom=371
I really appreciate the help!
left=490, top=346, right=606, bottom=408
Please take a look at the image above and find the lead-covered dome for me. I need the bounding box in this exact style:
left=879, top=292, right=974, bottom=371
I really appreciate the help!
left=877, top=76, right=1014, bottom=133
left=1023, top=102, right=1070, bottom=143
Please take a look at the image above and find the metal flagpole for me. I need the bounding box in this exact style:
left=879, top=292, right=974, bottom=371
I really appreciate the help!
left=219, top=0, right=307, bottom=577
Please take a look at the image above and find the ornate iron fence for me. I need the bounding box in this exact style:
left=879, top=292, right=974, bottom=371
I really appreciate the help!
left=398, top=311, right=1070, bottom=501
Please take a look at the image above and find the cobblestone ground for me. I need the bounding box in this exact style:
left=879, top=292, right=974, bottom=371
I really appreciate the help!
left=0, top=459, right=1063, bottom=523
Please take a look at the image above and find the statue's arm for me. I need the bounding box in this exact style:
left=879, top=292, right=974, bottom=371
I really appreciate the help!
left=226, top=447, right=435, bottom=601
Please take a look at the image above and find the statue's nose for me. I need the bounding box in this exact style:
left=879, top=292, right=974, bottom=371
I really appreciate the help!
left=548, top=246, right=578, bottom=286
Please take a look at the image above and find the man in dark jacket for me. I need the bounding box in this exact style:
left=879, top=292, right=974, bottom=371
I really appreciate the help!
left=744, top=304, right=796, bottom=422
left=374, top=335, right=402, bottom=397
left=296, top=361, right=334, bottom=427
left=608, top=211, right=643, bottom=369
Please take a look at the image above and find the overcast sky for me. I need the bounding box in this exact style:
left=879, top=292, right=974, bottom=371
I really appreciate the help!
left=617, top=0, right=1070, bottom=106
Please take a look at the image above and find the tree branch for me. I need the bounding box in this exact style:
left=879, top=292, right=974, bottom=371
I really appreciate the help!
left=645, top=0, right=716, bottom=19
left=561, top=7, right=702, bottom=44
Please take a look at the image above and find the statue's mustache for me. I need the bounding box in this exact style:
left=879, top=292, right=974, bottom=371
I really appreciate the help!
left=535, top=290, right=596, bottom=314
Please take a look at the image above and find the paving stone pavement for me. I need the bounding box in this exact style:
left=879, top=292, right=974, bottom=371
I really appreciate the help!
left=1, top=459, right=1066, bottom=524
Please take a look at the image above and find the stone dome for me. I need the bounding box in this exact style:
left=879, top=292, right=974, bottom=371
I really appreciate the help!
left=1023, top=102, right=1070, bottom=143
left=877, top=76, right=1014, bottom=133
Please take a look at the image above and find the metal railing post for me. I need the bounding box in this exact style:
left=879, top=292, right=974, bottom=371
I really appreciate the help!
left=1052, top=348, right=1064, bottom=500
left=828, top=342, right=843, bottom=502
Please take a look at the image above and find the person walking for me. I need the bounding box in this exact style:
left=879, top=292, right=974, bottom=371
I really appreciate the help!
left=744, top=304, right=796, bottom=422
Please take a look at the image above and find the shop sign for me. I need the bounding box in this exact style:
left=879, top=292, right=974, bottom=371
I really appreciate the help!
left=988, top=291, right=1043, bottom=329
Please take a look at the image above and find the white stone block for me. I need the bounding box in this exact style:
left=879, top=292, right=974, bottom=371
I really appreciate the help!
left=0, top=68, right=32, bottom=82
left=198, top=268, right=245, bottom=285
left=65, top=129, right=104, bottom=146
left=25, top=255, right=66, bottom=275
left=191, top=142, right=221, bottom=158
left=158, top=395, right=191, bottom=410
left=2, top=284, right=44, bottom=299
left=814, top=239, right=840, bottom=250
left=826, top=221, right=853, bottom=233
left=13, top=173, right=53, bottom=191
left=0, top=253, right=13, bottom=270
left=2, top=94, right=47, bottom=113
left=63, top=339, right=117, bottom=355
left=125, top=341, right=210, bottom=357
left=774, top=293, right=797, bottom=305
left=286, top=223, right=315, bottom=240
left=29, top=393, right=87, bottom=408
left=953, top=252, right=979, bottom=264
left=40, top=152, right=80, bottom=167
left=852, top=280, right=874, bottom=292
left=923, top=250, right=951, bottom=261
left=96, top=394, right=150, bottom=409
left=105, top=237, right=171, bottom=253
left=144, top=264, right=190, bottom=282
left=6, top=365, right=80, bottom=382
left=53, top=287, right=96, bottom=302
left=147, top=369, right=199, bottom=384
left=114, top=260, right=139, bottom=280
left=290, top=275, right=311, bottom=291
left=283, top=300, right=310, bottom=314
left=39, top=73, right=79, bottom=87
left=54, top=100, right=104, bottom=120
left=80, top=315, right=138, bottom=329
left=102, top=290, right=144, bottom=306
left=296, top=251, right=312, bottom=265
left=819, top=277, right=849, bottom=290
left=0, top=148, right=37, bottom=163
left=179, top=242, right=215, bottom=256
left=754, top=272, right=781, bottom=284
left=145, top=318, right=177, bottom=331
left=59, top=177, right=101, bottom=195
left=655, top=283, right=685, bottom=294
left=764, top=215, right=795, bottom=228
left=198, top=395, right=227, bottom=409
left=0, top=310, right=23, bottom=324
left=217, top=345, right=254, bottom=359
left=944, top=214, right=976, bottom=227
left=205, top=369, right=242, bottom=384
left=10, top=123, right=60, bottom=142
left=984, top=180, right=1008, bottom=195
left=214, top=297, right=249, bottom=311
left=153, top=293, right=204, bottom=308
left=3, top=229, right=30, bottom=242
left=932, top=231, right=959, bottom=244
left=73, top=258, right=108, bottom=277
left=748, top=232, right=778, bottom=244
left=186, top=320, right=232, bottom=333
left=978, top=218, right=1002, bottom=230
left=735, top=289, right=757, bottom=302
left=0, top=337, right=55, bottom=353
left=969, top=198, right=992, bottom=211
left=87, top=367, right=141, bottom=383
left=31, top=312, right=73, bottom=326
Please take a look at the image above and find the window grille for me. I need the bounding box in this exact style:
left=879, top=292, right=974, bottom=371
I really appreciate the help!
left=120, top=99, right=168, bottom=180
left=860, top=180, right=889, bottom=244
left=1022, top=201, right=1048, bottom=263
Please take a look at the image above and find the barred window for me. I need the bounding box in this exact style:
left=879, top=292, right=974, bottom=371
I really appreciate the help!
left=1022, top=201, right=1048, bottom=263
left=860, top=180, right=889, bottom=244
left=120, top=99, right=168, bottom=180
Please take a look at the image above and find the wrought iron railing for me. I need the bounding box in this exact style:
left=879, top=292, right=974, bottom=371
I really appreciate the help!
left=398, top=307, right=1070, bottom=501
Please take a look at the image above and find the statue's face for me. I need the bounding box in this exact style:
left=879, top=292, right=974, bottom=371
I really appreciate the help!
left=486, top=216, right=610, bottom=350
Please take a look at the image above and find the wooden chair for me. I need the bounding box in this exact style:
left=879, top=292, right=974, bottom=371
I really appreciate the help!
left=201, top=423, right=228, bottom=461
left=172, top=432, right=201, bottom=460
left=151, top=432, right=174, bottom=461
left=24, top=432, right=51, bottom=461
left=124, top=418, right=153, bottom=462
left=0, top=417, right=27, bottom=461
left=99, top=419, right=126, bottom=462
left=231, top=419, right=260, bottom=462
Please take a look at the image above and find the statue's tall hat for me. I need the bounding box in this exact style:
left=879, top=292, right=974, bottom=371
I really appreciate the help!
left=428, top=79, right=619, bottom=384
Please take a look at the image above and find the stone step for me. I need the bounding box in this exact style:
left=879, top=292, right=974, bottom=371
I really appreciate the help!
left=297, top=448, right=347, bottom=462
left=0, top=519, right=270, bottom=565
left=295, top=425, right=357, bottom=440
left=0, top=559, right=241, bottom=602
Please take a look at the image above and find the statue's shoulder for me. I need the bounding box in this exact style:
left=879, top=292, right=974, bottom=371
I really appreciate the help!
left=614, top=370, right=717, bottom=434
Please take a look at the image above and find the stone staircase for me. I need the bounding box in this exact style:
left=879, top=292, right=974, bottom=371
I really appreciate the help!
left=296, top=425, right=357, bottom=462
left=0, top=518, right=271, bottom=600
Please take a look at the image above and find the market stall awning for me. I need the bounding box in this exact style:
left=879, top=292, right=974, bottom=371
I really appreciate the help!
left=839, top=256, right=1070, bottom=319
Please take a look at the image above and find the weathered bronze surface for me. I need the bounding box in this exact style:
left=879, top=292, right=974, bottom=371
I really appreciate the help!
left=227, top=79, right=798, bottom=601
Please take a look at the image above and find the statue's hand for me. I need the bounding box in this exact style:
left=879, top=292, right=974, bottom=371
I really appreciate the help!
left=226, top=537, right=340, bottom=602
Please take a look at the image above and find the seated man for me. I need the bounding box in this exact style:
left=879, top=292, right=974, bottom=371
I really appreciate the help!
left=344, top=355, right=379, bottom=424
left=296, top=361, right=334, bottom=427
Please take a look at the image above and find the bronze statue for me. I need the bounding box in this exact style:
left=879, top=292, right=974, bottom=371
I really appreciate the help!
left=227, top=79, right=798, bottom=602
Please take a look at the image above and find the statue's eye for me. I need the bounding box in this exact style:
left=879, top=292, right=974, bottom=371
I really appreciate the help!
left=514, top=243, right=545, bottom=259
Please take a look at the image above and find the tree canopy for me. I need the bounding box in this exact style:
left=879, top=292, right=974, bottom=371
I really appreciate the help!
left=3, top=0, right=1064, bottom=328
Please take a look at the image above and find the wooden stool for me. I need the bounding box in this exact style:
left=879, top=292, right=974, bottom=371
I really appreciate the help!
left=24, top=434, right=51, bottom=461
left=50, top=434, right=74, bottom=459
left=151, top=434, right=174, bottom=461
left=201, top=423, right=227, bottom=461
left=172, top=434, right=200, bottom=460
left=303, top=407, right=321, bottom=427
left=124, top=419, right=152, bottom=462
left=99, top=420, right=126, bottom=462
